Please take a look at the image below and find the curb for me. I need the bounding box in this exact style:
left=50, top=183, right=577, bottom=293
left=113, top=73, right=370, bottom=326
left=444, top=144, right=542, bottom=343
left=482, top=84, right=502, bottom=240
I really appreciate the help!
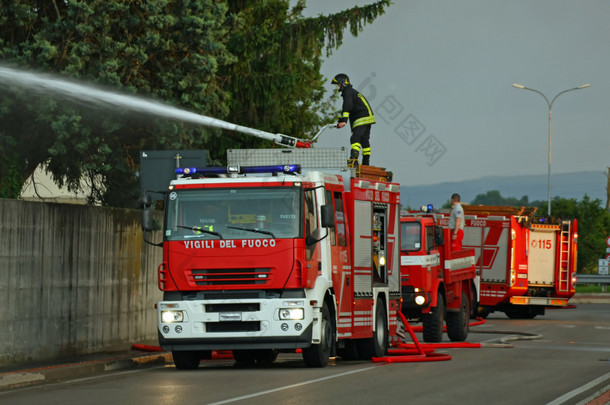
left=0, top=352, right=172, bottom=391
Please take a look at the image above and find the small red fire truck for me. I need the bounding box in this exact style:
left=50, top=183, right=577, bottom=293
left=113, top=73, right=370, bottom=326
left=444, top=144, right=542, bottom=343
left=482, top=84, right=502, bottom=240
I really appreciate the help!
left=143, top=148, right=402, bottom=369
left=400, top=208, right=477, bottom=342
left=437, top=205, right=577, bottom=319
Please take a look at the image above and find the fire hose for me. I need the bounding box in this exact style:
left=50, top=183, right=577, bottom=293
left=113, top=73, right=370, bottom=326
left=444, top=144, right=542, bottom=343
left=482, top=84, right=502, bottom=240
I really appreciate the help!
left=371, top=312, right=542, bottom=363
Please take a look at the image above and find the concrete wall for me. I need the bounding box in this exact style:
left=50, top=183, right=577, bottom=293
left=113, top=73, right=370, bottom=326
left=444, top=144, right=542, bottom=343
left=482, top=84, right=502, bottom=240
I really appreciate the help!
left=0, top=199, right=163, bottom=367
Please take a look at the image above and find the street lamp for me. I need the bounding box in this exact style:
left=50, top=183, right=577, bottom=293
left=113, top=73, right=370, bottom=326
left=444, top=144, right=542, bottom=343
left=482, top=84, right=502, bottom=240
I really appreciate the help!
left=512, top=82, right=590, bottom=216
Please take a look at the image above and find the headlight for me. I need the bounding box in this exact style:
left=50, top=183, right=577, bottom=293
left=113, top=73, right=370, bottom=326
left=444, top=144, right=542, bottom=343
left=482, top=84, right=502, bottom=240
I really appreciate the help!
left=414, top=295, right=426, bottom=306
left=161, top=310, right=184, bottom=323
left=279, top=308, right=304, bottom=320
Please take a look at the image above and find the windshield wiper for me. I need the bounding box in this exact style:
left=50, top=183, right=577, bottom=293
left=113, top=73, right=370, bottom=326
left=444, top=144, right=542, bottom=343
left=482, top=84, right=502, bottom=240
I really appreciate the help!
left=226, top=226, right=275, bottom=238
left=177, top=225, right=223, bottom=239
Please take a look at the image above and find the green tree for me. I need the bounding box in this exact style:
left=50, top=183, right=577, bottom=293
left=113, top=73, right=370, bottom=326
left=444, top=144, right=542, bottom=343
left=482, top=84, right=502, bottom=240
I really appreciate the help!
left=0, top=0, right=391, bottom=206
left=470, top=190, right=529, bottom=206
left=541, top=196, right=610, bottom=273
left=0, top=156, right=23, bottom=198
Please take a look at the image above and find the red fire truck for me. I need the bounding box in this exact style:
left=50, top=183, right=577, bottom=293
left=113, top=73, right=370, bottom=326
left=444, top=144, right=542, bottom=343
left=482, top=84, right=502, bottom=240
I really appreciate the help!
left=143, top=148, right=402, bottom=369
left=437, top=206, right=578, bottom=319
left=400, top=210, right=477, bottom=342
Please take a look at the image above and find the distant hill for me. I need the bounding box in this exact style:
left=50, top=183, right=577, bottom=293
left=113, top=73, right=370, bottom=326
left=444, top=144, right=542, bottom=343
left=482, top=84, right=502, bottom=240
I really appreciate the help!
left=401, top=171, right=608, bottom=209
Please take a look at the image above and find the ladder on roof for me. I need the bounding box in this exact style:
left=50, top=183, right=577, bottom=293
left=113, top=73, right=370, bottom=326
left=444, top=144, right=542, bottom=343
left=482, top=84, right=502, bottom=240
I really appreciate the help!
left=558, top=220, right=571, bottom=292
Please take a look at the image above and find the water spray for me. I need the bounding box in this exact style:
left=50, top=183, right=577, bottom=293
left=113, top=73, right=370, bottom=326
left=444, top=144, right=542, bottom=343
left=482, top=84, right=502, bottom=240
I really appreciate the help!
left=0, top=65, right=323, bottom=148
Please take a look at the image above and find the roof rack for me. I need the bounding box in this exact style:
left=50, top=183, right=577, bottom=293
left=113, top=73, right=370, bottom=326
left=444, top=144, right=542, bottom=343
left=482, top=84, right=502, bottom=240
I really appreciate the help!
left=462, top=205, right=538, bottom=217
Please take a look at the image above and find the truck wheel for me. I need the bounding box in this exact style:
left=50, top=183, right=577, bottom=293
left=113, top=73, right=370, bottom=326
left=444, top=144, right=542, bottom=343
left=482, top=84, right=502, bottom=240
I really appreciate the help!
left=423, top=292, right=444, bottom=343
left=470, top=282, right=479, bottom=319
left=372, top=302, right=389, bottom=357
left=447, top=292, right=470, bottom=342
left=358, top=300, right=389, bottom=359
left=302, top=303, right=332, bottom=367
left=172, top=350, right=202, bottom=370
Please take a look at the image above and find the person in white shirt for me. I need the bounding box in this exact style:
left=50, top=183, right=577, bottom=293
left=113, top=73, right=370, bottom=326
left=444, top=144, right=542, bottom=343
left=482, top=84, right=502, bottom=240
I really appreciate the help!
left=449, top=193, right=464, bottom=250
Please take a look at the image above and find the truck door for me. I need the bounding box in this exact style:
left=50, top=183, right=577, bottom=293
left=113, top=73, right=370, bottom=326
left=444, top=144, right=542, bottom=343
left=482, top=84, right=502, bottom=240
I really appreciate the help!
left=325, top=189, right=353, bottom=337
left=303, top=188, right=321, bottom=288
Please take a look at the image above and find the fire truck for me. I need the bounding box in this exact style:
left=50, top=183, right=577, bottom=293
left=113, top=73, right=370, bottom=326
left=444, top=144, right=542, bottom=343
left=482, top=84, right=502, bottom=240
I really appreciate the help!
left=142, top=141, right=403, bottom=369
left=400, top=209, right=477, bottom=342
left=437, top=205, right=578, bottom=319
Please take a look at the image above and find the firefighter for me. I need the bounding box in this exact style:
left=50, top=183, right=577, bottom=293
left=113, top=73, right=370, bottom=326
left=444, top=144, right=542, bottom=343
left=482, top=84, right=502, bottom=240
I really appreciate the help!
left=331, top=73, right=376, bottom=167
left=449, top=193, right=464, bottom=250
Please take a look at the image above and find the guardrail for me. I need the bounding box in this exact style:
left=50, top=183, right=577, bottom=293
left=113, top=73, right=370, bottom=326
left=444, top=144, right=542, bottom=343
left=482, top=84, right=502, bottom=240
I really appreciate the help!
left=576, top=273, right=610, bottom=292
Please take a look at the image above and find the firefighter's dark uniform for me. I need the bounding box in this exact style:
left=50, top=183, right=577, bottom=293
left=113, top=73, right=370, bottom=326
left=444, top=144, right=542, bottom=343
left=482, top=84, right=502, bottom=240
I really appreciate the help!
left=338, top=85, right=376, bottom=166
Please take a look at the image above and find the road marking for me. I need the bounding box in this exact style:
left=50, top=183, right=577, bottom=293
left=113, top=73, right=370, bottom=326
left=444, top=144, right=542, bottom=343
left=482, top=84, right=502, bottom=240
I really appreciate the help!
left=0, top=366, right=164, bottom=396
left=546, top=372, right=610, bottom=405
left=575, top=384, right=610, bottom=405
left=207, top=365, right=379, bottom=405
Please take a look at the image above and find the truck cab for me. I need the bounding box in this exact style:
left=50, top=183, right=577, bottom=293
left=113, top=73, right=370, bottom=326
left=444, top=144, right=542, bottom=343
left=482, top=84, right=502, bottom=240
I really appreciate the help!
left=400, top=212, right=477, bottom=342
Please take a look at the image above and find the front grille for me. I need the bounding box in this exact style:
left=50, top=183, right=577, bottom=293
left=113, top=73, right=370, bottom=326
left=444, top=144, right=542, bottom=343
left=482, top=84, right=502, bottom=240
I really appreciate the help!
left=191, top=268, right=271, bottom=286
left=206, top=303, right=260, bottom=312
left=206, top=321, right=260, bottom=333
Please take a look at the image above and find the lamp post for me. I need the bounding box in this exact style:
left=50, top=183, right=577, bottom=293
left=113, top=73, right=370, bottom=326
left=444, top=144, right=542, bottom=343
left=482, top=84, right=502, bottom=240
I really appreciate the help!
left=512, top=83, right=590, bottom=216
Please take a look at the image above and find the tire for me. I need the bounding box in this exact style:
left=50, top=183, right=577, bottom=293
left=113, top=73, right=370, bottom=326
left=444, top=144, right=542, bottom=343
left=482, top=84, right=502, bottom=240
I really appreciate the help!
left=372, top=301, right=389, bottom=357
left=470, top=282, right=479, bottom=319
left=172, top=350, right=202, bottom=370
left=446, top=291, right=470, bottom=342
left=302, top=303, right=332, bottom=367
left=423, top=292, right=444, bottom=343
left=358, top=300, right=389, bottom=359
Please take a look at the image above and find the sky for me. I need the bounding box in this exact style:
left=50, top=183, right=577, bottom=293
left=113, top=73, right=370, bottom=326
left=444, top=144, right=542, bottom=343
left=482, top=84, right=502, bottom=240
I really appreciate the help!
left=298, top=0, right=610, bottom=188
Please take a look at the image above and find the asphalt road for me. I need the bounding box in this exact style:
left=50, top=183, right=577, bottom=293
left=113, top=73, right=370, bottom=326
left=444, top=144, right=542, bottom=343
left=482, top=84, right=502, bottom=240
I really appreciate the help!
left=2, top=303, right=609, bottom=405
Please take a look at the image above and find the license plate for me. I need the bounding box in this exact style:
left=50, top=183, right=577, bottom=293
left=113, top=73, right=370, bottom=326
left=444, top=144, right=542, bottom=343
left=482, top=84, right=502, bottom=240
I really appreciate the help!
left=219, top=312, right=242, bottom=322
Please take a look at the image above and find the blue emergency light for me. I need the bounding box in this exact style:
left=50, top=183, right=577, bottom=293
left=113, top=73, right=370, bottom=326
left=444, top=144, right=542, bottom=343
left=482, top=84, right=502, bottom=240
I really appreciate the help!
left=175, top=167, right=228, bottom=175
left=420, top=204, right=434, bottom=213
left=175, top=164, right=301, bottom=176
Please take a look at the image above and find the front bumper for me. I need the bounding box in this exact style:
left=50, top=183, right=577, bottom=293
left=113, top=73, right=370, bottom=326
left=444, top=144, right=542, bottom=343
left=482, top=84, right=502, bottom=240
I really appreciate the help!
left=157, top=298, right=314, bottom=351
left=510, top=296, right=569, bottom=306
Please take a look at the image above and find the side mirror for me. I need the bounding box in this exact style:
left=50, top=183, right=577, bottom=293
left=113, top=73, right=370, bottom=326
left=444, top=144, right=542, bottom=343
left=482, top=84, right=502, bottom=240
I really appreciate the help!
left=141, top=194, right=154, bottom=231
left=306, top=228, right=320, bottom=246
left=140, top=193, right=163, bottom=247
left=321, top=204, right=335, bottom=228
left=142, top=207, right=154, bottom=231
left=141, top=194, right=152, bottom=207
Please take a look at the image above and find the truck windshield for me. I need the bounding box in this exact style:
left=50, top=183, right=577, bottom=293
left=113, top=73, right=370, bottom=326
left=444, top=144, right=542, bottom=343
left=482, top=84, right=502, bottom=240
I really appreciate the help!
left=165, top=186, right=302, bottom=241
left=400, top=222, right=421, bottom=252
